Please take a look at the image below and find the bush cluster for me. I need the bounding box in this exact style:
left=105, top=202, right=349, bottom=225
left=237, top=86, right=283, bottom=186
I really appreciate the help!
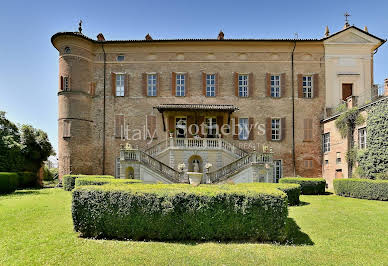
left=0, top=172, right=18, bottom=194
left=279, top=177, right=326, bottom=195
left=63, top=175, right=114, bottom=191
left=334, top=178, right=388, bottom=201
left=72, top=184, right=289, bottom=242
left=235, top=183, right=301, bottom=206
left=375, top=172, right=388, bottom=180
left=75, top=177, right=142, bottom=188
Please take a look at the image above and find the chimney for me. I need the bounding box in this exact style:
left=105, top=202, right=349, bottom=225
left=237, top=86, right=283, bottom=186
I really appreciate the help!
left=346, top=95, right=358, bottom=109
left=384, top=78, right=388, bottom=96
left=97, top=33, right=105, bottom=42
left=324, top=26, right=330, bottom=37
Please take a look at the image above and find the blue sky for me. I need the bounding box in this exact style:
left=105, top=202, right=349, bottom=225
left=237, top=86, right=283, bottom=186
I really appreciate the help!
left=0, top=0, right=387, bottom=153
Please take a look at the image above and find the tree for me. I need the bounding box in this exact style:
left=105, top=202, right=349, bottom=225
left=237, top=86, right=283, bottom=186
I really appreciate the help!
left=0, top=111, right=54, bottom=173
left=335, top=106, right=365, bottom=178
left=358, top=101, right=388, bottom=179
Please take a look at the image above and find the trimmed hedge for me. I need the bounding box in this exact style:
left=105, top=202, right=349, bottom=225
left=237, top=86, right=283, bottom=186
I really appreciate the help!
left=0, top=172, right=19, bottom=194
left=235, top=183, right=301, bottom=206
left=334, top=178, right=388, bottom=201
left=280, top=177, right=326, bottom=195
left=75, top=177, right=142, bottom=188
left=72, top=184, right=289, bottom=242
left=17, top=172, right=38, bottom=188
left=63, top=175, right=114, bottom=191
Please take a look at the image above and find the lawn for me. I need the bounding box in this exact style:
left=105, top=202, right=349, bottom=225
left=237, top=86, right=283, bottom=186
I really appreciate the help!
left=0, top=189, right=387, bottom=265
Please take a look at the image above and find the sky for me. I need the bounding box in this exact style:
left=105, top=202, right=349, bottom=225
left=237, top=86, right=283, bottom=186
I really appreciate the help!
left=0, top=0, right=387, bottom=154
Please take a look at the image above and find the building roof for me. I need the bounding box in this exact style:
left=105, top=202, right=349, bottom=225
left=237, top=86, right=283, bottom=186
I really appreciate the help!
left=51, top=31, right=321, bottom=45
left=154, top=104, right=239, bottom=112
left=322, top=25, right=386, bottom=43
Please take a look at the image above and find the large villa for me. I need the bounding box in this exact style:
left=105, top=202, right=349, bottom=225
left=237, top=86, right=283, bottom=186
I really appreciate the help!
left=51, top=22, right=386, bottom=188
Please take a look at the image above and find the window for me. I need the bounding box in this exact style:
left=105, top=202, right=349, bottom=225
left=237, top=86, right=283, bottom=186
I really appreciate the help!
left=63, top=120, right=71, bottom=138
left=206, top=117, right=217, bottom=138
left=116, top=74, right=125, bottom=96
left=325, top=159, right=329, bottom=165
left=270, top=75, right=281, bottom=98
left=63, top=77, right=70, bottom=91
left=238, top=118, right=249, bottom=140
left=336, top=152, right=341, bottom=164
left=303, top=76, right=313, bottom=98
left=64, top=47, right=71, bottom=54
left=115, top=157, right=121, bottom=178
left=147, top=74, right=157, bottom=96
left=273, top=160, right=282, bottom=183
left=176, top=74, right=185, bottom=96
left=117, top=55, right=125, bottom=61
left=358, top=127, right=367, bottom=149
left=304, top=119, right=313, bottom=141
left=271, top=119, right=281, bottom=141
left=206, top=74, right=216, bottom=97
left=238, top=74, right=248, bottom=97
left=175, top=117, right=187, bottom=138
left=323, top=133, right=330, bottom=152
left=304, top=159, right=313, bottom=169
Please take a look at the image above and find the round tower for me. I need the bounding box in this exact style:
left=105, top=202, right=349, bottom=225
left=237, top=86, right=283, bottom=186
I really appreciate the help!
left=52, top=33, right=95, bottom=179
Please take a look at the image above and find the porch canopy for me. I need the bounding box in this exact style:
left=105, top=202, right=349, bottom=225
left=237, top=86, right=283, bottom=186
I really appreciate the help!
left=154, top=104, right=239, bottom=133
left=154, top=104, right=239, bottom=113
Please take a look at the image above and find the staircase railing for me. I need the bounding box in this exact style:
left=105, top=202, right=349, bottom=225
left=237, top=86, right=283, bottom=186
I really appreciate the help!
left=121, top=149, right=182, bottom=183
left=207, top=152, right=273, bottom=183
left=144, top=137, right=248, bottom=158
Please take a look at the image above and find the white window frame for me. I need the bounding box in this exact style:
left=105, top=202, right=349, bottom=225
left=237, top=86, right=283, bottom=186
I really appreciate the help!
left=303, top=75, right=313, bottom=98
left=147, top=74, right=157, bottom=96
left=273, top=160, right=282, bottom=183
left=206, top=74, right=216, bottom=97
left=206, top=117, right=217, bottom=137
left=336, top=152, right=342, bottom=164
left=238, top=118, right=249, bottom=140
left=270, top=75, right=281, bottom=98
left=271, top=118, right=281, bottom=141
left=238, top=74, right=249, bottom=97
left=115, top=157, right=121, bottom=178
left=358, top=127, right=367, bottom=149
left=176, top=74, right=185, bottom=96
left=323, top=133, right=330, bottom=152
left=116, top=74, right=125, bottom=97
left=63, top=77, right=70, bottom=91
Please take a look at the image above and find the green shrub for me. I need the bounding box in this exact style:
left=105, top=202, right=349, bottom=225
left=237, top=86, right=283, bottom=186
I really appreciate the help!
left=17, top=172, right=38, bottom=188
left=334, top=178, right=388, bottom=201
left=375, top=172, right=388, bottom=180
left=63, top=175, right=114, bottom=191
left=0, top=172, right=19, bottom=194
left=72, top=184, right=289, bottom=242
left=235, top=183, right=301, bottom=206
left=75, top=177, right=142, bottom=188
left=280, top=177, right=326, bottom=195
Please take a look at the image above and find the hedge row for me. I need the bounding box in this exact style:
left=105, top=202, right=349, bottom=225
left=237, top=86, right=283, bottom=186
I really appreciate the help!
left=334, top=178, right=388, bottom=201
left=17, top=172, right=38, bottom=188
left=75, top=177, right=142, bottom=188
left=63, top=175, right=114, bottom=191
left=235, top=183, right=301, bottom=206
left=280, top=177, right=326, bottom=195
left=72, top=184, right=289, bottom=242
left=0, top=173, right=19, bottom=194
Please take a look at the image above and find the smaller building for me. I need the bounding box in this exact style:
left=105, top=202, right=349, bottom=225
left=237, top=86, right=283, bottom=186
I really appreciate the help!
left=321, top=80, right=388, bottom=189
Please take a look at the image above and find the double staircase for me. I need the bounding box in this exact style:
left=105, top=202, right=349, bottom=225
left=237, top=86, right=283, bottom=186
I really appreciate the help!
left=121, top=137, right=273, bottom=184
